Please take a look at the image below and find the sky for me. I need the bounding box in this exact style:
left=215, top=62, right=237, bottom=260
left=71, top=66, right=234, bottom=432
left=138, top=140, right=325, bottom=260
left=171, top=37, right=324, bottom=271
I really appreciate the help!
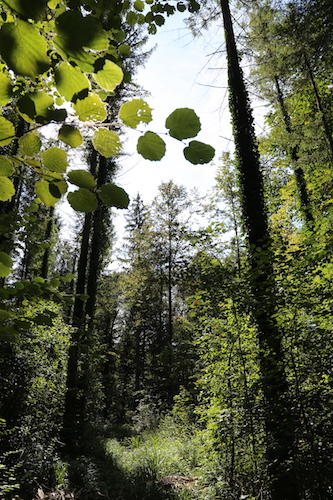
left=115, top=13, right=233, bottom=204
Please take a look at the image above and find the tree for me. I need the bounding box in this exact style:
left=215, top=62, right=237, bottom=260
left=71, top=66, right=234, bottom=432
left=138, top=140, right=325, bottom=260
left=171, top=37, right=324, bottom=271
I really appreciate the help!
left=219, top=0, right=300, bottom=497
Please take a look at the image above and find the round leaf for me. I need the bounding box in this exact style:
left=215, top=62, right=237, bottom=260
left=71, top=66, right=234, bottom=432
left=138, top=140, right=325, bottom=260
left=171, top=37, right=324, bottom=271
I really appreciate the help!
left=0, top=251, right=12, bottom=278
left=0, top=19, right=50, bottom=78
left=137, top=131, right=166, bottom=161
left=0, top=156, right=14, bottom=176
left=18, top=132, right=41, bottom=156
left=0, top=176, right=15, bottom=201
left=92, top=128, right=122, bottom=157
left=73, top=94, right=107, bottom=122
left=35, top=180, right=60, bottom=206
left=58, top=125, right=83, bottom=148
left=67, top=170, right=96, bottom=189
left=134, top=0, right=144, bottom=11
left=119, top=99, right=152, bottom=128
left=0, top=117, right=15, bottom=146
left=42, top=147, right=68, bottom=173
left=55, top=62, right=90, bottom=101
left=68, top=188, right=98, bottom=212
left=183, top=140, right=215, bottom=164
left=0, top=73, right=13, bottom=106
left=165, top=108, right=201, bottom=140
left=93, top=59, right=123, bottom=91
left=98, top=183, right=129, bottom=209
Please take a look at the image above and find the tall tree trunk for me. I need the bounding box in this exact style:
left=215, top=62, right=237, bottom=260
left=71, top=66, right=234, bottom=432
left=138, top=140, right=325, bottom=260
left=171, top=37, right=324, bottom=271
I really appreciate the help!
left=274, top=75, right=314, bottom=226
left=219, top=1, right=300, bottom=498
left=41, top=206, right=54, bottom=279
left=304, top=53, right=333, bottom=160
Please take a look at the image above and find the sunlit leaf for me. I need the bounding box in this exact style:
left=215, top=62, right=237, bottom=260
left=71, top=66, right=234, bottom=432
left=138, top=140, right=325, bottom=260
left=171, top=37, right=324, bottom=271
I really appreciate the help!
left=0, top=251, right=12, bottom=277
left=93, top=59, right=123, bottom=91
left=0, top=19, right=50, bottom=78
left=119, top=99, right=152, bottom=128
left=58, top=125, right=83, bottom=148
left=73, top=94, right=107, bottom=122
left=126, top=11, right=137, bottom=26
left=67, top=188, right=98, bottom=212
left=166, top=108, right=201, bottom=140
left=67, top=170, right=96, bottom=189
left=92, top=128, right=122, bottom=157
left=0, top=117, right=15, bottom=146
left=137, top=131, right=166, bottom=161
left=55, top=62, right=90, bottom=101
left=98, top=183, right=129, bottom=209
left=18, top=132, right=41, bottom=156
left=42, top=147, right=68, bottom=173
left=0, top=176, right=15, bottom=201
left=35, top=180, right=60, bottom=206
left=183, top=140, right=215, bottom=164
left=0, top=156, right=14, bottom=176
left=134, top=0, right=144, bottom=11
left=0, top=73, right=12, bottom=106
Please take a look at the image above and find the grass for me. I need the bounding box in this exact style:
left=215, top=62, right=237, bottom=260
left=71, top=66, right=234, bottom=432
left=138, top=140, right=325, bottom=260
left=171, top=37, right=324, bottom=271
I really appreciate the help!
left=104, top=416, right=218, bottom=500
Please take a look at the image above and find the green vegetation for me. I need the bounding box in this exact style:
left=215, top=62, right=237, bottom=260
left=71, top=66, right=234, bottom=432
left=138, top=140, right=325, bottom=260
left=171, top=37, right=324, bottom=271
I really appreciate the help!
left=1, top=0, right=333, bottom=499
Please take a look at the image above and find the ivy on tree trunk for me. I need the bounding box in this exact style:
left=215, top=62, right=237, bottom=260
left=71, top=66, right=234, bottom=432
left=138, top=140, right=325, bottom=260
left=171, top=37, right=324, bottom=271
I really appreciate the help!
left=219, top=0, right=300, bottom=498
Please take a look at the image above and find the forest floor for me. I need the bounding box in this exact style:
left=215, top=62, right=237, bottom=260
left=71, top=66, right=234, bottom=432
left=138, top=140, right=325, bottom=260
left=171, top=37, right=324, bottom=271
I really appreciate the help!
left=26, top=417, right=220, bottom=500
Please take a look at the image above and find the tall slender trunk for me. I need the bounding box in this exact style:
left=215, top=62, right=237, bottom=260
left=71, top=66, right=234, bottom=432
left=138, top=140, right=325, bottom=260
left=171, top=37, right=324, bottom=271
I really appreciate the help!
left=220, top=1, right=300, bottom=498
left=274, top=75, right=314, bottom=225
left=304, top=54, right=333, bottom=160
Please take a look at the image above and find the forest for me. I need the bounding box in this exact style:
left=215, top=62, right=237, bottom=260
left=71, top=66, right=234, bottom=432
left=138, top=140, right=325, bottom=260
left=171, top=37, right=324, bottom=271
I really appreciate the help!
left=0, top=0, right=333, bottom=499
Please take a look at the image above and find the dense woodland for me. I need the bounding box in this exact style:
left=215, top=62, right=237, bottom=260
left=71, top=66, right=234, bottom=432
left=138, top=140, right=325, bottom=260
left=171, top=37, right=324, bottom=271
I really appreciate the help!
left=1, top=0, right=333, bottom=499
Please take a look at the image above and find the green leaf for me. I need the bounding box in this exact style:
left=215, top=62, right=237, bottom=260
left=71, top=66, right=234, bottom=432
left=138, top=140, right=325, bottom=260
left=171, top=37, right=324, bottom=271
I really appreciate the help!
left=35, top=180, right=61, bottom=206
left=73, top=94, right=107, bottom=122
left=0, top=308, right=12, bottom=318
left=183, top=140, right=215, bottom=164
left=0, top=117, right=15, bottom=146
left=0, top=19, right=50, bottom=78
left=54, top=11, right=108, bottom=71
left=137, top=131, right=166, bottom=161
left=118, top=44, right=131, bottom=57
left=93, top=59, right=123, bottom=91
left=154, top=14, right=165, bottom=26
left=55, top=62, right=90, bottom=101
left=134, top=0, right=144, bottom=11
left=67, top=170, right=96, bottom=189
left=67, top=188, right=98, bottom=212
left=0, top=251, right=12, bottom=277
left=92, top=128, right=122, bottom=157
left=42, top=147, right=68, bottom=173
left=166, top=108, right=201, bottom=140
left=0, top=73, right=12, bottom=106
left=18, top=92, right=67, bottom=124
left=18, top=132, right=41, bottom=156
left=98, top=183, right=129, bottom=209
left=0, top=176, right=15, bottom=201
left=177, top=2, right=186, bottom=12
left=0, top=156, right=14, bottom=176
left=126, top=11, right=137, bottom=26
left=119, top=99, right=152, bottom=128
left=2, top=0, right=47, bottom=20
left=58, top=125, right=83, bottom=148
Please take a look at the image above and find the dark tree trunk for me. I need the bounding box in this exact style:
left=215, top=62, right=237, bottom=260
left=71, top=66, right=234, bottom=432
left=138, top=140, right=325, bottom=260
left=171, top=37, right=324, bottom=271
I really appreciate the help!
left=274, top=75, right=314, bottom=226
left=220, top=1, right=301, bottom=498
left=41, top=206, right=54, bottom=279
